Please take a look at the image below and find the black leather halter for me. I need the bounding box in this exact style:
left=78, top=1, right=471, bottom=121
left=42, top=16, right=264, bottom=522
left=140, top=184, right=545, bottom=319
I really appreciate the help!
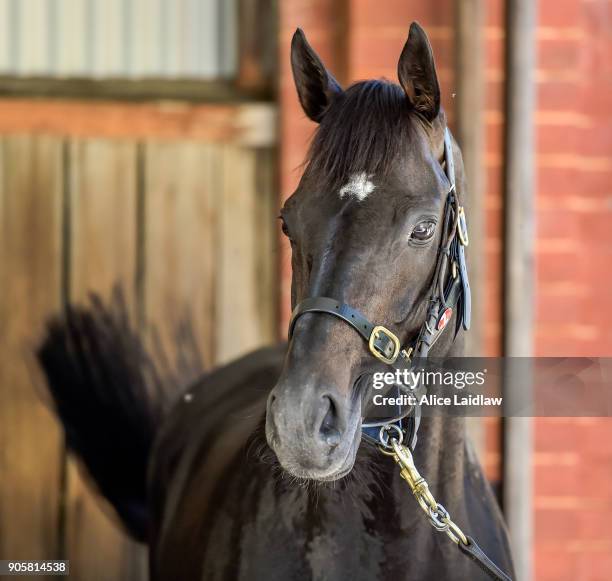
left=288, top=127, right=471, bottom=451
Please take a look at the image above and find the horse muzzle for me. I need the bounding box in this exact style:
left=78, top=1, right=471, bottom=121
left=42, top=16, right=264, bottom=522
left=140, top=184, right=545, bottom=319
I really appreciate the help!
left=265, top=378, right=361, bottom=481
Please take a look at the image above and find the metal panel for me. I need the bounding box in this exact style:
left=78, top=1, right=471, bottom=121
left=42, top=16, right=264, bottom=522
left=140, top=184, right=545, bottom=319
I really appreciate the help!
left=90, top=0, right=123, bottom=77
left=129, top=0, right=158, bottom=77
left=0, top=0, right=237, bottom=80
left=56, top=0, right=87, bottom=77
left=0, top=0, right=12, bottom=72
left=159, top=0, right=182, bottom=77
left=18, top=0, right=50, bottom=75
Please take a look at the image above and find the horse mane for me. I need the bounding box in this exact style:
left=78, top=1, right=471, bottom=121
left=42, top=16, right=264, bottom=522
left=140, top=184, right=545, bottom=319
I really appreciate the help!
left=305, top=79, right=416, bottom=190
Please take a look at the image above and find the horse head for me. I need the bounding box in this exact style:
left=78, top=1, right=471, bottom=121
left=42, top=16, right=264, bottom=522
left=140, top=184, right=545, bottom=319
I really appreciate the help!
left=266, top=23, right=466, bottom=481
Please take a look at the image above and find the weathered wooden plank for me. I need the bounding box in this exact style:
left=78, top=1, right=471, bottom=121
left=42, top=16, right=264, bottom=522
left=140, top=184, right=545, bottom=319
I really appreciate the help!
left=0, top=135, right=63, bottom=561
left=66, top=138, right=147, bottom=581
left=216, top=145, right=277, bottom=363
left=253, top=148, right=279, bottom=343
left=0, top=100, right=277, bottom=146
left=69, top=139, right=138, bottom=306
left=143, top=141, right=217, bottom=372
left=144, top=142, right=277, bottom=372
left=216, top=144, right=257, bottom=363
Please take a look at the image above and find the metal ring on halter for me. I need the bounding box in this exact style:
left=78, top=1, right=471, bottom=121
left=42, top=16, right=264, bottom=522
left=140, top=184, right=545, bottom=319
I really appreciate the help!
left=378, top=424, right=403, bottom=449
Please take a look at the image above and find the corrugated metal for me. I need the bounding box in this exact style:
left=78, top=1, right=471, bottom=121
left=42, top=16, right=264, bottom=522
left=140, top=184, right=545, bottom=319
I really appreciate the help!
left=0, top=0, right=237, bottom=79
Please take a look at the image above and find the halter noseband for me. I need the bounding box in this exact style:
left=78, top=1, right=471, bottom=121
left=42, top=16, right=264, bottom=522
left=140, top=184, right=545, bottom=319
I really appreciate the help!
left=288, top=127, right=471, bottom=451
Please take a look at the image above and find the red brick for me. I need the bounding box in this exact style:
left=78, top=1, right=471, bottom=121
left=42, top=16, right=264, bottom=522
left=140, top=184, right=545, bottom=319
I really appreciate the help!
left=538, top=79, right=581, bottom=111
left=535, top=508, right=580, bottom=542
left=280, top=0, right=341, bottom=39
left=580, top=124, right=612, bottom=157
left=537, top=124, right=581, bottom=156
left=539, top=38, right=582, bottom=72
left=351, top=0, right=453, bottom=29
left=350, top=34, right=453, bottom=78
left=576, top=552, right=612, bottom=581
left=535, top=549, right=578, bottom=581
left=485, top=36, right=505, bottom=70
left=483, top=87, right=504, bottom=120
left=536, top=294, right=581, bottom=326
left=539, top=0, right=582, bottom=28
left=486, top=0, right=505, bottom=28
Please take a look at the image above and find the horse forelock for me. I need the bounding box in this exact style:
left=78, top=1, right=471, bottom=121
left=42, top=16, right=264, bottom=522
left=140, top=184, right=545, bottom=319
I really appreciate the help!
left=304, top=79, right=417, bottom=191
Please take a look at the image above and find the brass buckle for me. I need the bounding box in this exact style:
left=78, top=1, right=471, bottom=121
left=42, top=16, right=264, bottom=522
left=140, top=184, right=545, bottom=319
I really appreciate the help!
left=369, top=325, right=401, bottom=364
left=457, top=206, right=469, bottom=246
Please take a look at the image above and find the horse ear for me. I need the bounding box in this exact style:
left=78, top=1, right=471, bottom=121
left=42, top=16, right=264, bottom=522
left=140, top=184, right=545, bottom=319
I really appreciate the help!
left=398, top=22, right=441, bottom=121
left=291, top=28, right=343, bottom=122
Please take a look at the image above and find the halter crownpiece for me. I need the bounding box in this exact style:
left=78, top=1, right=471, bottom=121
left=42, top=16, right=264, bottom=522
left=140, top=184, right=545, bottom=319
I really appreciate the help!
left=288, top=126, right=471, bottom=450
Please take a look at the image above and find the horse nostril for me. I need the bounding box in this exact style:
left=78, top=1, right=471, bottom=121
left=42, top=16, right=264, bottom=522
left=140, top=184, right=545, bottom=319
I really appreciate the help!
left=321, top=427, right=342, bottom=447
left=319, top=396, right=342, bottom=447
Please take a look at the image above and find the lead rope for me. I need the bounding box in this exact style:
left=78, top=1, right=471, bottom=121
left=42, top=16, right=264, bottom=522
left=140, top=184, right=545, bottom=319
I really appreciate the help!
left=379, top=426, right=512, bottom=581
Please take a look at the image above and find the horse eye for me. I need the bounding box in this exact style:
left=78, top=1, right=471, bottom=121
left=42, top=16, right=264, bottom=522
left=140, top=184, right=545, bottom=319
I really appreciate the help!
left=410, top=220, right=436, bottom=242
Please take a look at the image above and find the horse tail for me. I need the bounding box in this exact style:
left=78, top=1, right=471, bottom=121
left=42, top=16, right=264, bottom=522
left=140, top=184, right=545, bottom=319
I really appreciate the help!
left=36, top=291, right=200, bottom=542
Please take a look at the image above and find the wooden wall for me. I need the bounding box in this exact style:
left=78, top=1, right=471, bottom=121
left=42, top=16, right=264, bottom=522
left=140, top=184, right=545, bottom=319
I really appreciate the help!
left=0, top=100, right=277, bottom=580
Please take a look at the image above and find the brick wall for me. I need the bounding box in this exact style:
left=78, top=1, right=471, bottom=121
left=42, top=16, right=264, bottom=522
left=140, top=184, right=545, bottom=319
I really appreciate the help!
left=534, top=0, right=612, bottom=579
left=278, top=1, right=612, bottom=579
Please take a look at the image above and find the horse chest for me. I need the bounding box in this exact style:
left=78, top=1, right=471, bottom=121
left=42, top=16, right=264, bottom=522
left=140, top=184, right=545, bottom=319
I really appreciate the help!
left=159, top=469, right=475, bottom=581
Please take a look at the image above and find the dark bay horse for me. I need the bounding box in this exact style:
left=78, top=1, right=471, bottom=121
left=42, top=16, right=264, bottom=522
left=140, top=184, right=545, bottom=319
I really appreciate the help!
left=38, top=23, right=514, bottom=581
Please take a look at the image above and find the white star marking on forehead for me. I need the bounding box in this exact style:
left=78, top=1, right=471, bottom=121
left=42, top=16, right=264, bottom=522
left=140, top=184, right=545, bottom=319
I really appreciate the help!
left=338, top=172, right=375, bottom=201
